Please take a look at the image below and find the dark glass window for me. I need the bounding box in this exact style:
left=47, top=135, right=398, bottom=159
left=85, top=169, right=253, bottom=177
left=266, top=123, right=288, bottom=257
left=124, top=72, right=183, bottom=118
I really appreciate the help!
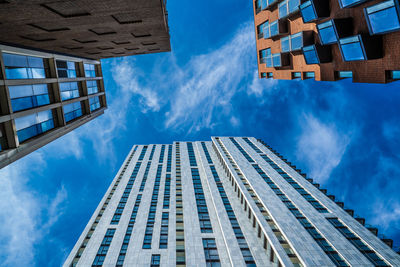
left=60, top=82, right=80, bottom=101
left=292, top=72, right=301, bottom=79
left=267, top=72, right=273, bottom=78
left=89, top=96, right=101, bottom=111
left=339, top=35, right=366, bottom=61
left=56, top=60, right=77, bottom=78
left=64, top=102, right=82, bottom=123
left=9, top=84, right=50, bottom=112
left=151, top=254, right=160, bottom=267
left=257, top=21, right=268, bottom=39
left=300, top=0, right=317, bottom=22
left=338, top=0, right=366, bottom=8
left=304, top=72, right=315, bottom=78
left=84, top=63, right=96, bottom=77
left=390, top=70, right=400, bottom=79
left=303, top=45, right=319, bottom=64
left=87, top=80, right=99, bottom=95
left=15, top=110, right=54, bottom=143
left=317, top=20, right=338, bottom=45
left=338, top=71, right=353, bottom=78
left=0, top=124, right=6, bottom=151
left=365, top=0, right=400, bottom=35
left=3, top=53, right=46, bottom=79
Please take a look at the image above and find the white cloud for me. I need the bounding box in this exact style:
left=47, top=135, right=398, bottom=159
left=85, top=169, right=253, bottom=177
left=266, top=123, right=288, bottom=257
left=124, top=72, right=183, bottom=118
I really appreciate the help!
left=296, top=113, right=352, bottom=183
left=0, top=154, right=67, bottom=266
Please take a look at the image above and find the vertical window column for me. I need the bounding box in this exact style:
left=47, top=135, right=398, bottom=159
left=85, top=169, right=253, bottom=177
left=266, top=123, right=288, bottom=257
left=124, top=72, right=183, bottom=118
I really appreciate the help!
left=139, top=161, right=152, bottom=192
left=142, top=164, right=162, bottom=249
left=148, top=144, right=156, bottom=160
left=163, top=174, right=171, bottom=208
left=159, top=212, right=169, bottom=248
left=92, top=229, right=116, bottom=267
left=175, top=142, right=186, bottom=266
left=203, top=238, right=221, bottom=267
left=191, top=168, right=213, bottom=233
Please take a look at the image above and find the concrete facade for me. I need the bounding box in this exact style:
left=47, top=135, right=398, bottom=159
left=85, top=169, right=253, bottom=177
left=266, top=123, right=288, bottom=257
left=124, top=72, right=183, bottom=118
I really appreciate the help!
left=0, top=0, right=170, bottom=60
left=64, top=137, right=400, bottom=267
left=254, top=0, right=400, bottom=83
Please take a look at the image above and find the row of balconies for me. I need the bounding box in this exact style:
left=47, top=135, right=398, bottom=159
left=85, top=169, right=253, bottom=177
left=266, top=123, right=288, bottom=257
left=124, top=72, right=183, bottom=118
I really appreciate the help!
left=256, top=139, right=398, bottom=252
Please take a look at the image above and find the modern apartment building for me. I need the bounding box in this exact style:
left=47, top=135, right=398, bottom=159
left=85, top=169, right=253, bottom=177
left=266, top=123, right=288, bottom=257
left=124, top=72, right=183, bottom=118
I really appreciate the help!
left=254, top=0, right=400, bottom=83
left=64, top=137, right=400, bottom=267
left=0, top=0, right=171, bottom=168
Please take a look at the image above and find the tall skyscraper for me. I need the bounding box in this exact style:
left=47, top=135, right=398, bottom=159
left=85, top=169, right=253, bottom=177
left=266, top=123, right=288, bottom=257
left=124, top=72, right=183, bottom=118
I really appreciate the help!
left=0, top=0, right=170, bottom=168
left=64, top=137, right=400, bottom=267
left=254, top=0, right=400, bottom=83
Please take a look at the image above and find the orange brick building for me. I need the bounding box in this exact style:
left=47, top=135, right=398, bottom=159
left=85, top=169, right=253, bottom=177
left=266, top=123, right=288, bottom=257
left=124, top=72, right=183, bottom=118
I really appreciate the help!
left=253, top=0, right=400, bottom=83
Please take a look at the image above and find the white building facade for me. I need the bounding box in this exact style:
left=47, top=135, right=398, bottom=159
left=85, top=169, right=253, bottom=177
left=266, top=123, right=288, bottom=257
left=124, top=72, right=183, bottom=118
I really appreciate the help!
left=64, top=137, right=400, bottom=267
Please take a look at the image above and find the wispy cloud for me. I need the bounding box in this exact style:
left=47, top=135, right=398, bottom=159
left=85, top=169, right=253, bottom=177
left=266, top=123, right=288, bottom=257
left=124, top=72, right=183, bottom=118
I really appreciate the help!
left=295, top=113, right=352, bottom=183
left=0, top=155, right=67, bottom=267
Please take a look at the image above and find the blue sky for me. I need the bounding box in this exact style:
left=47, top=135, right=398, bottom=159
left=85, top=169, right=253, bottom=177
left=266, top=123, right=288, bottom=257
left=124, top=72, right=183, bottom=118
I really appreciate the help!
left=1, top=1, right=400, bottom=266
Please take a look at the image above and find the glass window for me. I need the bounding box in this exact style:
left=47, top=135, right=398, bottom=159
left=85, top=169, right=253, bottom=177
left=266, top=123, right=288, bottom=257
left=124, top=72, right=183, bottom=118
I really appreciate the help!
left=60, top=82, right=80, bottom=101
left=281, top=36, right=290, bottom=52
left=338, top=71, right=353, bottom=78
left=259, top=49, right=268, bottom=64
left=291, top=32, right=303, bottom=51
left=151, top=254, right=160, bottom=266
left=8, top=84, right=50, bottom=112
left=64, top=102, right=83, bottom=123
left=84, top=63, right=96, bottom=77
left=267, top=72, right=273, bottom=78
left=339, top=0, right=366, bottom=8
left=56, top=60, right=77, bottom=78
left=270, top=20, right=279, bottom=37
left=390, top=70, right=400, bottom=79
left=339, top=35, right=366, bottom=61
left=279, top=1, right=289, bottom=18
left=87, top=80, right=99, bottom=95
left=292, top=72, right=301, bottom=79
left=261, top=0, right=268, bottom=9
left=317, top=20, right=338, bottom=45
left=3, top=53, right=46, bottom=79
left=15, top=110, right=54, bottom=143
left=304, top=72, right=315, bottom=78
left=0, top=123, right=6, bottom=151
left=263, top=21, right=270, bottom=38
left=261, top=72, right=267, bottom=78
left=300, top=1, right=317, bottom=22
left=89, top=96, right=101, bottom=111
left=303, top=45, right=319, bottom=64
left=365, top=0, right=400, bottom=35
left=272, top=53, right=281, bottom=67
left=288, top=0, right=300, bottom=13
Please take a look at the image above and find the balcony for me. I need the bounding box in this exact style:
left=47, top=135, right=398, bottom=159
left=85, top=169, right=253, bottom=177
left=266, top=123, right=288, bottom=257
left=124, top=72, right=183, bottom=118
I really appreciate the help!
left=264, top=20, right=288, bottom=39
left=302, top=44, right=332, bottom=64
left=338, top=34, right=382, bottom=62
left=279, top=0, right=301, bottom=19
left=299, top=0, right=330, bottom=23
left=317, top=18, right=353, bottom=45
left=280, top=31, right=314, bottom=54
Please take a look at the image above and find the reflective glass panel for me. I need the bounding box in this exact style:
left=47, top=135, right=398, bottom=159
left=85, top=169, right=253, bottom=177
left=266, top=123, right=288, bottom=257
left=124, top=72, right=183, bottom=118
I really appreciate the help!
left=84, top=64, right=96, bottom=77
left=317, top=20, right=338, bottom=45
left=365, top=0, right=400, bottom=34
left=391, top=70, right=400, bottom=79
left=339, top=35, right=366, bottom=61
left=9, top=84, right=50, bottom=112
left=288, top=0, right=300, bottom=13
left=291, top=32, right=303, bottom=50
left=270, top=21, right=279, bottom=36
left=267, top=72, right=273, bottom=78
left=3, top=53, right=46, bottom=79
left=272, top=53, right=281, bottom=67
left=338, top=71, right=353, bottom=78
left=279, top=1, right=288, bottom=18
left=89, top=96, right=101, bottom=111
left=303, top=45, right=319, bottom=64
left=87, top=80, right=99, bottom=95
left=263, top=21, right=270, bottom=38
left=339, top=0, right=365, bottom=8
left=292, top=72, right=301, bottom=78
left=57, top=60, right=77, bottom=78
left=64, top=102, right=83, bottom=122
left=15, top=110, right=54, bottom=142
left=305, top=72, right=315, bottom=78
left=281, top=37, right=290, bottom=52
left=300, top=1, right=317, bottom=22
left=60, top=82, right=80, bottom=101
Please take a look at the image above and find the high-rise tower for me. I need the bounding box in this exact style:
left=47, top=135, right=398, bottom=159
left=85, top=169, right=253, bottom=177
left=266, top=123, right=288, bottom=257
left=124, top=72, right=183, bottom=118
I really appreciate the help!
left=64, top=137, right=400, bottom=266
left=0, top=0, right=171, bottom=168
left=254, top=0, right=400, bottom=83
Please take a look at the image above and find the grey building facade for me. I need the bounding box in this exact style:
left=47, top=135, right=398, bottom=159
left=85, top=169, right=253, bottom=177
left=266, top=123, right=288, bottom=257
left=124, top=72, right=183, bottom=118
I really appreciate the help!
left=64, top=137, right=400, bottom=267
